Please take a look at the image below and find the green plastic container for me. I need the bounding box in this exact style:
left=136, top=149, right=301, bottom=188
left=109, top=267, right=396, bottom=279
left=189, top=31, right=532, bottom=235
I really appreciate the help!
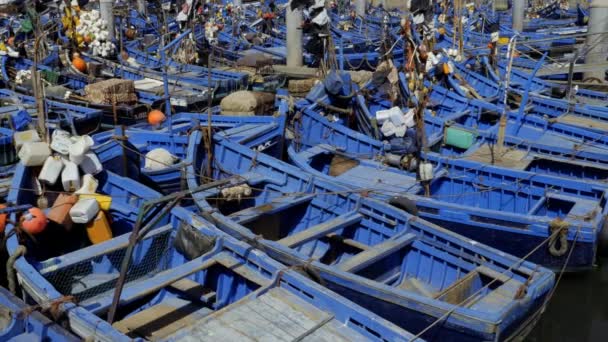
left=42, top=70, right=60, bottom=85
left=444, top=127, right=475, bottom=149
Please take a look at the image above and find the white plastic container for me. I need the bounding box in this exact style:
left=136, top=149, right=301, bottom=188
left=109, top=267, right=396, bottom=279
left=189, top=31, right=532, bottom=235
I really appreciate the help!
left=38, top=155, right=64, bottom=185
left=80, top=152, right=103, bottom=175
left=145, top=148, right=176, bottom=170
left=69, top=135, right=94, bottom=164
left=419, top=162, right=434, bottom=182
left=69, top=198, right=100, bottom=224
left=18, top=142, right=51, bottom=166
left=50, top=130, right=72, bottom=155
left=76, top=174, right=99, bottom=194
left=61, top=159, right=81, bottom=192
left=13, top=130, right=41, bottom=150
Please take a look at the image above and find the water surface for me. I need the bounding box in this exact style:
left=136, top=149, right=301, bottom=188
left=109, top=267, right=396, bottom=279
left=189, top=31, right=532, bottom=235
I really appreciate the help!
left=527, top=258, right=608, bottom=341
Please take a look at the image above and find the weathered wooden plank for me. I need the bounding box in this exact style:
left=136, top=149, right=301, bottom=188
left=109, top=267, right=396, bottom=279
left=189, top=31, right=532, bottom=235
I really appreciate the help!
left=228, top=194, right=315, bottom=224
left=338, top=233, right=417, bottom=273
left=180, top=288, right=364, bottom=341
left=277, top=212, right=362, bottom=248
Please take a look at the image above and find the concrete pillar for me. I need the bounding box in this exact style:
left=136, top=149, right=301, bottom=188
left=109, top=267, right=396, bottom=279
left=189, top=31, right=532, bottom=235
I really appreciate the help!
left=100, top=0, right=115, bottom=41
left=286, top=5, right=303, bottom=67
left=136, top=0, right=147, bottom=16
left=584, top=0, right=608, bottom=81
left=355, top=0, right=366, bottom=17
left=512, top=0, right=524, bottom=32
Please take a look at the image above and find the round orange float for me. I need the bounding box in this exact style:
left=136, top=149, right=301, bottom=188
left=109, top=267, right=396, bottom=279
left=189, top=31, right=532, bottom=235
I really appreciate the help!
left=147, top=109, right=166, bottom=125
left=21, top=207, right=47, bottom=235
left=72, top=56, right=87, bottom=73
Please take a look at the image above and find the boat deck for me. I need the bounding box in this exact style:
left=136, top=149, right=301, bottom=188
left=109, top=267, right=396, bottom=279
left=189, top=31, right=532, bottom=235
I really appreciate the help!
left=175, top=287, right=366, bottom=341
left=465, top=144, right=531, bottom=170
left=556, top=114, right=608, bottom=132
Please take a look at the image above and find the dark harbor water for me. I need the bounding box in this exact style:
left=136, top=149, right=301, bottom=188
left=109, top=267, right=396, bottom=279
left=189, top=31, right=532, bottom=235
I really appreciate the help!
left=527, top=258, right=608, bottom=342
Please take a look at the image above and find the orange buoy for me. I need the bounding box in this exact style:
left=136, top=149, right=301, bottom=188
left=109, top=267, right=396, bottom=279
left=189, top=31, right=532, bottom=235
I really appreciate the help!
left=0, top=204, right=6, bottom=234
left=72, top=56, right=87, bottom=73
left=84, top=35, right=92, bottom=44
left=21, top=207, right=47, bottom=235
left=147, top=109, right=166, bottom=125
left=7, top=36, right=14, bottom=47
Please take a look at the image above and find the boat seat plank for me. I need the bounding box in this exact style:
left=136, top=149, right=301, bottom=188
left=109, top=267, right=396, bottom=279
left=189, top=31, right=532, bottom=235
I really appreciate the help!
left=215, top=254, right=272, bottom=286
left=475, top=265, right=513, bottom=283
left=228, top=193, right=315, bottom=224
left=326, top=234, right=370, bottom=251
left=398, top=278, right=438, bottom=297
left=338, top=233, right=417, bottom=273
left=82, top=253, right=269, bottom=314
left=178, top=288, right=365, bottom=341
left=277, top=211, right=363, bottom=248
left=169, top=278, right=216, bottom=303
left=468, top=278, right=522, bottom=312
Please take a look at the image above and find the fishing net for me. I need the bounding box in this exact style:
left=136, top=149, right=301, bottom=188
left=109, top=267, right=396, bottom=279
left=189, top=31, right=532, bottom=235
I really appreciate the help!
left=42, top=227, right=174, bottom=303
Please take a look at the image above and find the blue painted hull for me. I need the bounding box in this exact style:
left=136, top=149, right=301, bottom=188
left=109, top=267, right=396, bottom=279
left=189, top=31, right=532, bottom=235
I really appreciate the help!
left=5, top=160, right=415, bottom=341
left=290, top=94, right=604, bottom=271
left=184, top=126, right=555, bottom=341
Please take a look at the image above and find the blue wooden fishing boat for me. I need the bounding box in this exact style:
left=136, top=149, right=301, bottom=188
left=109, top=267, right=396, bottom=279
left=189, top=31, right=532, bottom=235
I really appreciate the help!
left=4, top=159, right=416, bottom=341
left=481, top=57, right=608, bottom=106
left=432, top=78, right=608, bottom=145
left=450, top=61, right=608, bottom=130
left=354, top=74, right=608, bottom=168
left=288, top=93, right=606, bottom=271
left=0, top=286, right=79, bottom=341
left=115, top=41, right=250, bottom=98
left=92, top=112, right=286, bottom=194
left=0, top=54, right=153, bottom=125
left=185, top=124, right=555, bottom=341
left=0, top=89, right=103, bottom=135
left=126, top=109, right=284, bottom=133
